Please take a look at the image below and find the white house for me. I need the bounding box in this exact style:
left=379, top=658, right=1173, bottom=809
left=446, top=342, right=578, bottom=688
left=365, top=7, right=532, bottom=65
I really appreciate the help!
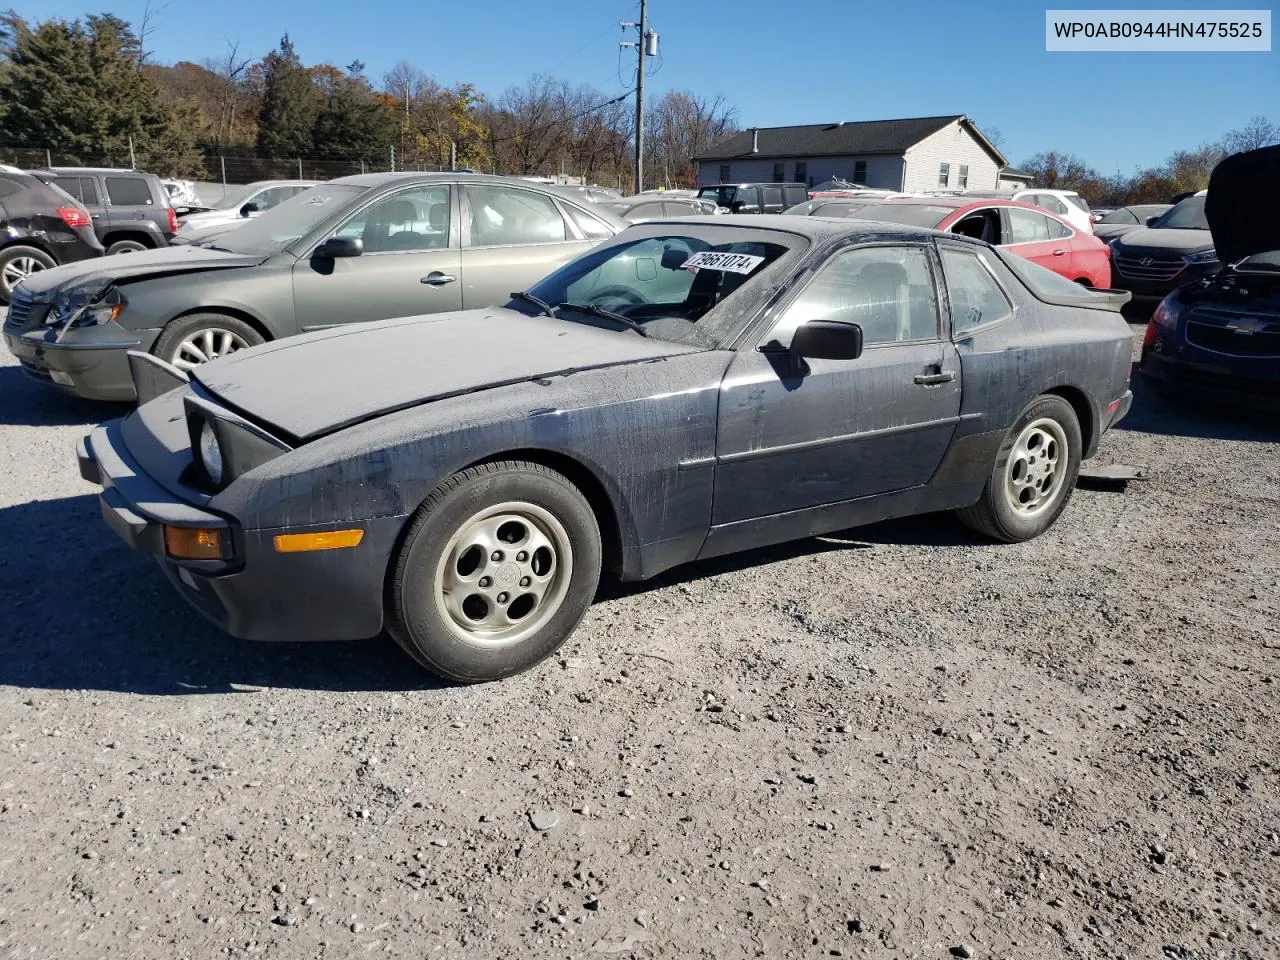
left=694, top=115, right=1012, bottom=193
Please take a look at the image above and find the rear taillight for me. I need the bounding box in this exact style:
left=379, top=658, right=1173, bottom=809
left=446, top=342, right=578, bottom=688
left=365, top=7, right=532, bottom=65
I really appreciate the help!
left=166, top=208, right=178, bottom=234
left=57, top=207, right=91, bottom=228
left=1142, top=320, right=1159, bottom=351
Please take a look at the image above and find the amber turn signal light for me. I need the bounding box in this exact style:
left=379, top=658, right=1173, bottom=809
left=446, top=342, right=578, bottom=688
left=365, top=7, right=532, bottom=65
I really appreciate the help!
left=164, top=525, right=229, bottom=560
left=273, top=529, right=365, bottom=553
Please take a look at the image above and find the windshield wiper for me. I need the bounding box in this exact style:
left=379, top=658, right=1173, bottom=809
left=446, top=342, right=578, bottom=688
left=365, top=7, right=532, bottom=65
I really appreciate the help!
left=510, top=290, right=559, bottom=318
left=558, top=302, right=649, bottom=337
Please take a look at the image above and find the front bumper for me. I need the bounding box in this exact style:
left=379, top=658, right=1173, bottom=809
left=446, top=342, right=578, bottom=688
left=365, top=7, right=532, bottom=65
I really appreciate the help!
left=4, top=324, right=160, bottom=401
left=80, top=420, right=407, bottom=642
left=1109, top=260, right=1218, bottom=301
left=1139, top=350, right=1280, bottom=411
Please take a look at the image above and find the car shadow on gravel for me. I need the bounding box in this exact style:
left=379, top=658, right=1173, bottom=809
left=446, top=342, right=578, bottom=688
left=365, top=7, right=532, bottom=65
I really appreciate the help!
left=597, top=513, right=983, bottom=602
left=1116, top=371, right=1280, bottom=443
left=0, top=494, right=441, bottom=695
left=0, top=366, right=130, bottom=427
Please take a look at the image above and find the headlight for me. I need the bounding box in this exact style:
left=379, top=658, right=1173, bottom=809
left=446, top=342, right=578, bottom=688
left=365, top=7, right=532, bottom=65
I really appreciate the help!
left=45, top=282, right=124, bottom=330
left=1108, top=238, right=1124, bottom=252
left=1184, top=249, right=1219, bottom=263
left=198, top=421, right=224, bottom=486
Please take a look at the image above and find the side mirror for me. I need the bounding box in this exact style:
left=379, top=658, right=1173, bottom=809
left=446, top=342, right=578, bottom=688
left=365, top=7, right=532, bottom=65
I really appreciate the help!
left=790, top=320, right=864, bottom=361
left=1145, top=216, right=1160, bottom=227
left=730, top=200, right=747, bottom=212
left=313, top=236, right=363, bottom=259
left=239, top=201, right=261, bottom=218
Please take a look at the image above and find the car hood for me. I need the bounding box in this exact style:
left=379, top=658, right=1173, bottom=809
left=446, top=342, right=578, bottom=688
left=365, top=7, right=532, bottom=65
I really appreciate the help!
left=1205, top=143, right=1280, bottom=264
left=17, top=244, right=265, bottom=299
left=178, top=209, right=243, bottom=230
left=1111, top=227, right=1214, bottom=254
left=194, top=308, right=704, bottom=441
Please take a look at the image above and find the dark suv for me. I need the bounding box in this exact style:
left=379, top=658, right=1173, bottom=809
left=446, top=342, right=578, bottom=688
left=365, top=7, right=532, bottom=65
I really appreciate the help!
left=39, top=167, right=177, bottom=255
left=0, top=170, right=103, bottom=303
left=696, top=182, right=809, bottom=214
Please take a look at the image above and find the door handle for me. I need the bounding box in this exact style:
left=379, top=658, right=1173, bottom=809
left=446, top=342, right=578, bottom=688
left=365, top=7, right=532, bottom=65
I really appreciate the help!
left=1052, top=248, right=1066, bottom=256
left=421, top=273, right=456, bottom=285
left=913, top=371, right=956, bottom=386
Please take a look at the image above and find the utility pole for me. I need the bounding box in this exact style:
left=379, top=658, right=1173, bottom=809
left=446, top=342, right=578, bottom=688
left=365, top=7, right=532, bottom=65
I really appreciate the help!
left=621, top=3, right=658, bottom=195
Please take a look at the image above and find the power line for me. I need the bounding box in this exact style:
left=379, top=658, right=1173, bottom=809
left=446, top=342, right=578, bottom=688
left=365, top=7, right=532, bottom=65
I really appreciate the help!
left=487, top=89, right=635, bottom=145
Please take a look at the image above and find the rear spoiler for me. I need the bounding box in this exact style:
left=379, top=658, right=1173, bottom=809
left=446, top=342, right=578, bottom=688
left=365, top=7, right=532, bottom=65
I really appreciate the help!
left=127, top=350, right=189, bottom=404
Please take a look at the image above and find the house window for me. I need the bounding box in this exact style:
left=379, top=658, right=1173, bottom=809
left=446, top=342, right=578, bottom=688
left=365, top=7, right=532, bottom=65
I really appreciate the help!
left=853, top=160, right=867, bottom=183
left=718, top=164, right=731, bottom=183
left=939, top=163, right=951, bottom=187
left=772, top=163, right=785, bottom=183
left=794, top=162, right=807, bottom=184
left=958, top=165, right=969, bottom=189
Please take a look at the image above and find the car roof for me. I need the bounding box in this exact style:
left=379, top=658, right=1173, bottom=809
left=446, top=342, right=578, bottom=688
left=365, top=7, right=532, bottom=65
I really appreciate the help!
left=46, top=166, right=157, bottom=176
left=866, top=196, right=1050, bottom=213
left=637, top=213, right=992, bottom=247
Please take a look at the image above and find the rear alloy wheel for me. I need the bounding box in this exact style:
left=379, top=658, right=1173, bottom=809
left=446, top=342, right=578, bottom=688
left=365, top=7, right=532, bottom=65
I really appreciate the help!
left=956, top=394, right=1082, bottom=542
left=153, top=313, right=265, bottom=371
left=0, top=246, right=55, bottom=302
left=106, top=239, right=149, bottom=255
left=388, top=461, right=602, bottom=682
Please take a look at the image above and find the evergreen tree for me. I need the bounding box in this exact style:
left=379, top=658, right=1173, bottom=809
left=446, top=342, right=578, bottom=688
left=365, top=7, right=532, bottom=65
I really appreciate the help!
left=255, top=36, right=320, bottom=157
left=311, top=68, right=395, bottom=161
left=0, top=13, right=201, bottom=174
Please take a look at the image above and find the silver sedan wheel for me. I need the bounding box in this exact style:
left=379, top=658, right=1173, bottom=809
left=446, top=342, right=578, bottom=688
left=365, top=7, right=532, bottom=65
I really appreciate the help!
left=433, top=501, right=573, bottom=648
left=170, top=327, right=250, bottom=371
left=2, top=256, right=45, bottom=291
left=1004, top=417, right=1069, bottom=516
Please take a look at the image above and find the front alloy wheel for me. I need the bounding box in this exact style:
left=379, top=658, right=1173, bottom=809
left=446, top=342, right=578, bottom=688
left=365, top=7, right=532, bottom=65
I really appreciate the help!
left=388, top=461, right=602, bottom=682
left=171, top=327, right=251, bottom=370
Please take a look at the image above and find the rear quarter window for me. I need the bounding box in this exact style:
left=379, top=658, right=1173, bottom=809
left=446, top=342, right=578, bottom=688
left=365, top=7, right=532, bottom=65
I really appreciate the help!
left=105, top=177, right=154, bottom=206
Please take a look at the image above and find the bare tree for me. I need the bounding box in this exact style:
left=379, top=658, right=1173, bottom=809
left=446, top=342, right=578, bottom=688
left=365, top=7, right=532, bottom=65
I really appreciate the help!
left=204, top=40, right=251, bottom=146
left=135, top=0, right=172, bottom=70
left=646, top=91, right=739, bottom=187
left=1221, top=115, right=1279, bottom=154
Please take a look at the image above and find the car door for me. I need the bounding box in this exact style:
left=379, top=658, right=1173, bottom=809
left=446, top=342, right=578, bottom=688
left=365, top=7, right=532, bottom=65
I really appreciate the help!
left=291, top=183, right=461, bottom=330
left=459, top=184, right=592, bottom=309
left=712, top=242, right=962, bottom=526
left=1001, top=207, right=1070, bottom=275
left=103, top=174, right=157, bottom=235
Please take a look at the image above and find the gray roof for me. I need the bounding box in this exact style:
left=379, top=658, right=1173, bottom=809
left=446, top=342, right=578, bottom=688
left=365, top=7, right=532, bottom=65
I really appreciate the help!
left=639, top=213, right=987, bottom=247
left=695, top=115, right=1002, bottom=162
left=999, top=167, right=1034, bottom=180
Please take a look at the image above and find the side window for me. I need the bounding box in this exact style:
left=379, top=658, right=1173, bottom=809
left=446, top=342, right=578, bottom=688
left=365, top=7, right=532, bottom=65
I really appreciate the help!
left=661, top=201, right=692, bottom=217
left=465, top=185, right=567, bottom=246
left=336, top=185, right=451, bottom=253
left=1007, top=208, right=1051, bottom=244
left=54, top=177, right=82, bottom=201
left=564, top=204, right=614, bottom=239
left=1047, top=195, right=1068, bottom=214
left=629, top=203, right=664, bottom=220
left=79, top=177, right=100, bottom=205
left=0, top=175, right=23, bottom=199
left=1045, top=217, right=1071, bottom=239
left=767, top=245, right=939, bottom=348
left=105, top=177, right=153, bottom=206
left=762, top=186, right=782, bottom=208
left=939, top=247, right=1014, bottom=335
left=252, top=186, right=297, bottom=210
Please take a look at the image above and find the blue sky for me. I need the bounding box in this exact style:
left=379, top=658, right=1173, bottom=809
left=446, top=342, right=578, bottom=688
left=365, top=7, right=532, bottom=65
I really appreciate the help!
left=16, top=0, right=1279, bottom=172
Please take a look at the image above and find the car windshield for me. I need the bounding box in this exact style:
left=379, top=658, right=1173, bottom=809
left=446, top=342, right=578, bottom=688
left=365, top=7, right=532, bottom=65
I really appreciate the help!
left=201, top=184, right=365, bottom=256
left=1151, top=196, right=1209, bottom=230
left=697, top=186, right=737, bottom=206
left=521, top=230, right=797, bottom=346
left=850, top=203, right=955, bottom=228
left=1237, top=251, right=1280, bottom=271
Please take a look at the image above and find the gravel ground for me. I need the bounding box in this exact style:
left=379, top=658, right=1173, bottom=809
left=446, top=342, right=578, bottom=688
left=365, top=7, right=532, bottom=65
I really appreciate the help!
left=1, top=323, right=1277, bottom=960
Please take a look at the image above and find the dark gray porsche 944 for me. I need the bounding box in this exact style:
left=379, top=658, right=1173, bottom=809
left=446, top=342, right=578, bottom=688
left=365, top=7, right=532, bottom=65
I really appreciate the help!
left=78, top=216, right=1133, bottom=682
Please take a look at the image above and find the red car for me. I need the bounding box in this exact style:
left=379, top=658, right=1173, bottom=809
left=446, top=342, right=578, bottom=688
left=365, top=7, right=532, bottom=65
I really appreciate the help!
left=824, top=196, right=1112, bottom=287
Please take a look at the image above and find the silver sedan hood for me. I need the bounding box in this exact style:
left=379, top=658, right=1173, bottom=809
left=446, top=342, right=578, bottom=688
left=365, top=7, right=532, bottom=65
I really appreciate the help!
left=193, top=308, right=702, bottom=441
left=17, top=244, right=264, bottom=300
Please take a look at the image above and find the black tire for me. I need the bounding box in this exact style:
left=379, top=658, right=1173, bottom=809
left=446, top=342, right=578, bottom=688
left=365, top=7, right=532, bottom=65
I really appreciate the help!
left=956, top=394, right=1082, bottom=543
left=0, top=245, right=55, bottom=303
left=387, top=461, right=602, bottom=683
left=153, top=313, right=265, bottom=371
left=106, top=239, right=150, bottom=255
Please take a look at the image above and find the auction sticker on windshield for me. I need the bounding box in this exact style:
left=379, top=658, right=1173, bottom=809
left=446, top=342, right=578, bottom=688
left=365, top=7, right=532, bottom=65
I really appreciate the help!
left=682, top=251, right=765, bottom=274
